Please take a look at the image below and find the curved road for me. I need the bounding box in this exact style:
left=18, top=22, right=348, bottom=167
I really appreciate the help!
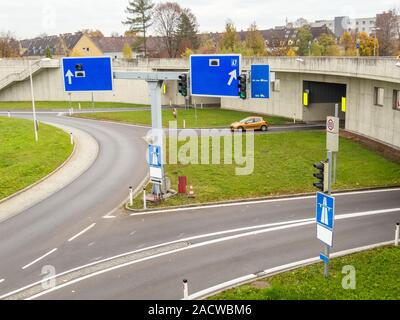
left=0, top=114, right=398, bottom=300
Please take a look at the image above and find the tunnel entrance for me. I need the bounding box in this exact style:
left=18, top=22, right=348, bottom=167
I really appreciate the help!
left=303, top=81, right=346, bottom=124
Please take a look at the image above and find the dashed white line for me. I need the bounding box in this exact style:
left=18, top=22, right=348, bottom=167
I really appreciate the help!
left=0, top=279, right=5, bottom=284
left=68, top=223, right=96, bottom=242
left=22, top=248, right=58, bottom=270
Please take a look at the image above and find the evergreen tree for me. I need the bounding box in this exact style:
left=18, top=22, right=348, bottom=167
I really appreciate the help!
left=123, top=0, right=154, bottom=57
left=176, top=9, right=199, bottom=54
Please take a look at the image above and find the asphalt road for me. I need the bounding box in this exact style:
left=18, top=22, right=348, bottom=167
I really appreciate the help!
left=0, top=114, right=398, bottom=300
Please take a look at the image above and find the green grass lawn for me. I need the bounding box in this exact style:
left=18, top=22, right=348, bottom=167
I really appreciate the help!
left=0, top=117, right=73, bottom=201
left=0, top=101, right=148, bottom=110
left=130, top=131, right=400, bottom=209
left=210, top=246, right=400, bottom=300
left=74, top=107, right=291, bottom=128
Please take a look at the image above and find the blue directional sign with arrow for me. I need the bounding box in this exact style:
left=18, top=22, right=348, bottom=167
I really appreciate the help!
left=62, top=57, right=113, bottom=92
left=251, top=65, right=270, bottom=99
left=190, top=54, right=241, bottom=97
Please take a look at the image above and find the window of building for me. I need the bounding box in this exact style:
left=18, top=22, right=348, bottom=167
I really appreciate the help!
left=374, top=87, right=384, bottom=106
left=363, top=21, right=366, bottom=24
left=393, top=90, right=400, bottom=110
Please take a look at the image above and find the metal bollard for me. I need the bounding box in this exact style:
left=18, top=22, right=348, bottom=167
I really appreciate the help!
left=143, top=187, right=147, bottom=210
left=395, top=223, right=399, bottom=247
left=183, top=279, right=189, bottom=300
left=129, top=186, right=133, bottom=206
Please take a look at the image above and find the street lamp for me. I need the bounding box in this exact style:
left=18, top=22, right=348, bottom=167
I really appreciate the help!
left=371, top=27, right=381, bottom=57
left=29, top=57, right=52, bottom=142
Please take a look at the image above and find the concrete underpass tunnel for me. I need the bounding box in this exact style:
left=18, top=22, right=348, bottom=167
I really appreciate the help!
left=303, top=81, right=346, bottom=126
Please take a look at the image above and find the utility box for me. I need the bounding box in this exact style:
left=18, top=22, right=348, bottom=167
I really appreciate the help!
left=178, top=176, right=187, bottom=194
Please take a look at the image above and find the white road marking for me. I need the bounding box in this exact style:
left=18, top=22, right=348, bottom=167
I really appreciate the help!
left=102, top=209, right=116, bottom=219
left=187, top=240, right=395, bottom=300
left=22, top=248, right=58, bottom=270
left=4, top=207, right=399, bottom=300
left=0, top=279, right=5, bottom=284
left=130, top=188, right=400, bottom=216
left=68, top=223, right=96, bottom=242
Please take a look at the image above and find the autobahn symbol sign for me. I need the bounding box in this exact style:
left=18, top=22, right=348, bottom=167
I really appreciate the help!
left=190, top=54, right=241, bottom=97
left=316, top=192, right=335, bottom=247
left=62, top=56, right=113, bottom=92
left=148, top=144, right=163, bottom=185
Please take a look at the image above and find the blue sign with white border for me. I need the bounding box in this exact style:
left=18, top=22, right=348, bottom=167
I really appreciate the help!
left=190, top=54, right=241, bottom=97
left=251, top=65, right=270, bottom=99
left=62, top=56, right=113, bottom=92
left=148, top=145, right=162, bottom=168
left=320, top=253, right=330, bottom=264
left=316, top=192, right=335, bottom=230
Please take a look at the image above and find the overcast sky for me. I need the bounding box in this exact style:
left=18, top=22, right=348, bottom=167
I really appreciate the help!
left=1, top=0, right=398, bottom=39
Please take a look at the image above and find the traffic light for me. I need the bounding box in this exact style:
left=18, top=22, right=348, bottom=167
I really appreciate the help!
left=313, top=160, right=329, bottom=193
left=178, top=74, right=188, bottom=97
left=238, top=74, right=247, bottom=100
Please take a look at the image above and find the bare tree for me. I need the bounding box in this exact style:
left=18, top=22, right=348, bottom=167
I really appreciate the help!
left=153, top=2, right=182, bottom=57
left=376, top=9, right=398, bottom=56
left=0, top=31, right=19, bottom=58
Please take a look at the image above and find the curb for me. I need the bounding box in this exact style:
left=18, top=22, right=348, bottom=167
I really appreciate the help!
left=187, top=241, right=396, bottom=300
left=0, top=123, right=76, bottom=206
left=126, top=186, right=400, bottom=215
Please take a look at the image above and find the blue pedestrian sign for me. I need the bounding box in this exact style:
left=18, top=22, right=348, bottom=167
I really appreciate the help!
left=62, top=56, right=113, bottom=92
left=148, top=145, right=162, bottom=168
left=316, top=192, right=335, bottom=230
left=251, top=65, right=270, bottom=99
left=190, top=54, right=241, bottom=97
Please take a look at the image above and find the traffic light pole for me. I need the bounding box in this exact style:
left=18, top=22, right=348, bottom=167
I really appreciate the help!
left=324, top=150, right=333, bottom=278
left=114, top=71, right=185, bottom=197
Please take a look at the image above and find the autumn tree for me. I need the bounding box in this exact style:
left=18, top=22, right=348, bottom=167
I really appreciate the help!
left=197, top=34, right=216, bottom=54
left=245, top=22, right=266, bottom=56
left=297, top=26, right=313, bottom=56
left=358, top=32, right=377, bottom=56
left=340, top=31, right=356, bottom=56
left=318, top=33, right=340, bottom=56
left=375, top=9, right=399, bottom=56
left=0, top=32, right=19, bottom=58
left=81, top=29, right=104, bottom=38
left=218, top=20, right=242, bottom=53
left=123, top=0, right=154, bottom=57
left=123, top=43, right=133, bottom=59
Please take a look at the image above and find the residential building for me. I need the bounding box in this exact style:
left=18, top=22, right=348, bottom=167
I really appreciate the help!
left=91, top=36, right=137, bottom=59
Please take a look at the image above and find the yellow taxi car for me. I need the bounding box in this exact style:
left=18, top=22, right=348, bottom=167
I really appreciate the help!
left=230, top=116, right=269, bottom=132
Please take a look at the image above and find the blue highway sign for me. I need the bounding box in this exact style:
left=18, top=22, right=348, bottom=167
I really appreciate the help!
left=190, top=54, right=241, bottom=97
left=62, top=56, right=113, bottom=92
left=148, top=145, right=162, bottom=168
left=316, top=192, right=335, bottom=230
left=320, top=253, right=330, bottom=264
left=251, top=65, right=270, bottom=99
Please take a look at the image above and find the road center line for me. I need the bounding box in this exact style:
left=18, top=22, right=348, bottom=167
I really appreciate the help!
left=22, top=248, right=58, bottom=270
left=68, top=223, right=96, bottom=242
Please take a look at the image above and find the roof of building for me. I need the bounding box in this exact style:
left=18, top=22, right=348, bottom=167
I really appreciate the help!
left=20, top=32, right=84, bottom=56
left=91, top=36, right=135, bottom=53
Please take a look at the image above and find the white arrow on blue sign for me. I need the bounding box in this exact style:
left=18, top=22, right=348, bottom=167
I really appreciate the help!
left=190, top=54, right=241, bottom=98
left=62, top=56, right=113, bottom=92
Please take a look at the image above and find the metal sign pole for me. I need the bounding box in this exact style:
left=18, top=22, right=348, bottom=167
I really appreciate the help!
left=29, top=60, right=39, bottom=142
left=324, top=150, right=333, bottom=278
left=333, top=104, right=339, bottom=184
left=148, top=80, right=164, bottom=196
